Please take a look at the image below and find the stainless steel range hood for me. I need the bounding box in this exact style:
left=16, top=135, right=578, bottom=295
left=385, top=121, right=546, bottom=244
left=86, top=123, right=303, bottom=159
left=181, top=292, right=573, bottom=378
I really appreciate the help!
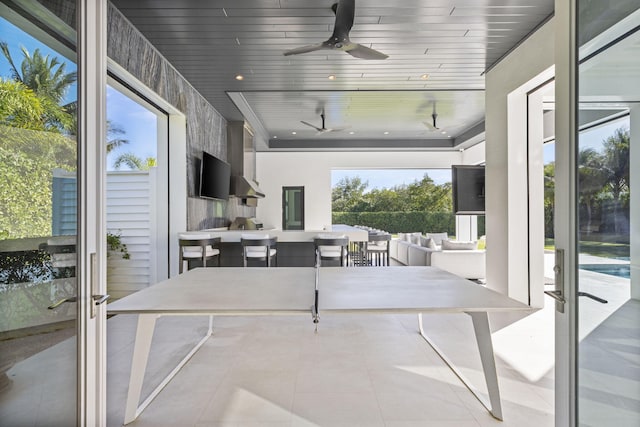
left=232, top=176, right=265, bottom=198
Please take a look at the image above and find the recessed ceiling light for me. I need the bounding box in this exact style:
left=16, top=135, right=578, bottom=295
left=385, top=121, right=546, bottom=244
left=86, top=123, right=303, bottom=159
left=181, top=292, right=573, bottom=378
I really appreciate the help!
left=235, top=74, right=244, bottom=81
left=441, top=131, right=447, bottom=134
left=349, top=131, right=355, bottom=135
left=273, top=136, right=278, bottom=139
left=291, top=131, right=297, bottom=135
left=328, top=74, right=337, bottom=80
left=420, top=74, right=429, bottom=80
left=383, top=131, right=389, bottom=135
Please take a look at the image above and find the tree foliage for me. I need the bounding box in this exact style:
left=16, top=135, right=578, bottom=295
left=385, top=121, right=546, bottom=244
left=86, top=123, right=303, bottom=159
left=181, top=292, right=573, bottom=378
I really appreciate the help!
left=544, top=126, right=630, bottom=239
left=1, top=42, right=76, bottom=132
left=332, top=173, right=452, bottom=213
left=1, top=43, right=77, bottom=239
left=113, top=152, right=156, bottom=171
left=0, top=78, right=45, bottom=130
left=0, top=126, right=76, bottom=239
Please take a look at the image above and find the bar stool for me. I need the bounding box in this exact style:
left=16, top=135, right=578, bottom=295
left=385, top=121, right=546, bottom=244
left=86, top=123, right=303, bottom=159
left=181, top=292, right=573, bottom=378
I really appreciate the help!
left=178, top=233, right=221, bottom=273
left=367, top=232, right=391, bottom=266
left=241, top=234, right=278, bottom=267
left=314, top=235, right=349, bottom=267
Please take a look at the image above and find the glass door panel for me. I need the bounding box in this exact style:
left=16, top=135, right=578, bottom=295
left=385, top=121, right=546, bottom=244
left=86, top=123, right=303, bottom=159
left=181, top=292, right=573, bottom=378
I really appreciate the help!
left=282, top=186, right=305, bottom=230
left=577, top=3, right=639, bottom=425
left=0, top=4, right=78, bottom=425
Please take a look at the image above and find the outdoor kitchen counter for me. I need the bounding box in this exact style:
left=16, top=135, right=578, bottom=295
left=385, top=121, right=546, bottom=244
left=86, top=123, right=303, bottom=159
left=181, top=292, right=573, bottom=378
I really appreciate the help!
left=178, top=226, right=368, bottom=267
left=180, top=225, right=368, bottom=243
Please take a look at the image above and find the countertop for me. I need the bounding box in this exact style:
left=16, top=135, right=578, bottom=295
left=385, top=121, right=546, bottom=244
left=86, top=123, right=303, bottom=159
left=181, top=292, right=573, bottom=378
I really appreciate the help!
left=179, top=225, right=369, bottom=242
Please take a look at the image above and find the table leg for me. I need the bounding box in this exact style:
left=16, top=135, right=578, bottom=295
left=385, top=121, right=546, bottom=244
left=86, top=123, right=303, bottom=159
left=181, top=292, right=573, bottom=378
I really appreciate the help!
left=418, top=312, right=503, bottom=420
left=124, top=313, right=157, bottom=424
left=123, top=314, right=214, bottom=425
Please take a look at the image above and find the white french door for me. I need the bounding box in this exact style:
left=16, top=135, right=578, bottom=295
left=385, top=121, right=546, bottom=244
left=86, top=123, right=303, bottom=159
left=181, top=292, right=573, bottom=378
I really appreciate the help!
left=554, top=1, right=639, bottom=426
left=0, top=0, right=107, bottom=425
left=78, top=0, right=108, bottom=425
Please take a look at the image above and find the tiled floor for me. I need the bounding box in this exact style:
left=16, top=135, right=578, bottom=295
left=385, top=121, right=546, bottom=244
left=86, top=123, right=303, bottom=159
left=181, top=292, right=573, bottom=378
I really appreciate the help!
left=106, top=309, right=555, bottom=427
left=4, top=260, right=638, bottom=426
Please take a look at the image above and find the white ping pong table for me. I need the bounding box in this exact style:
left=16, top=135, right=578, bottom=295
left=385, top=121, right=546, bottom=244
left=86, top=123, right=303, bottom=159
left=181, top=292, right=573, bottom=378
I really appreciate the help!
left=107, top=266, right=531, bottom=424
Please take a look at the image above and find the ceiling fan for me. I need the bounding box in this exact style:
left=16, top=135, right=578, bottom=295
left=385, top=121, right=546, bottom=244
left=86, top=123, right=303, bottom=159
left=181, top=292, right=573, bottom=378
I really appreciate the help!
left=423, top=102, right=442, bottom=132
left=283, top=0, right=388, bottom=60
left=301, top=109, right=349, bottom=134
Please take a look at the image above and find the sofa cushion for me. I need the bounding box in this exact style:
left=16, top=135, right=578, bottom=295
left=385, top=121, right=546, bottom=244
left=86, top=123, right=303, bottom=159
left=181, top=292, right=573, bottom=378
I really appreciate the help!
left=441, top=239, right=478, bottom=250
left=426, top=232, right=448, bottom=245
left=408, top=244, right=436, bottom=266
left=419, top=236, right=437, bottom=250
left=431, top=249, right=485, bottom=279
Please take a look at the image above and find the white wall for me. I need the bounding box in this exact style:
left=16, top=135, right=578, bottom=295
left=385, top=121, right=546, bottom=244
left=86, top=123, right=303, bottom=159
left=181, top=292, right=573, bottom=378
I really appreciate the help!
left=462, top=141, right=486, bottom=165
left=485, top=19, right=555, bottom=303
left=256, top=150, right=465, bottom=230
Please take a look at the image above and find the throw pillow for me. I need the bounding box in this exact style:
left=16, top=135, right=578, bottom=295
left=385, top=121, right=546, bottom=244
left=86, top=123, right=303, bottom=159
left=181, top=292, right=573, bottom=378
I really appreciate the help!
left=419, top=236, right=434, bottom=248
left=397, top=233, right=408, bottom=242
left=426, top=232, right=448, bottom=245
left=410, top=232, right=422, bottom=244
left=441, top=239, right=478, bottom=250
left=427, top=238, right=438, bottom=250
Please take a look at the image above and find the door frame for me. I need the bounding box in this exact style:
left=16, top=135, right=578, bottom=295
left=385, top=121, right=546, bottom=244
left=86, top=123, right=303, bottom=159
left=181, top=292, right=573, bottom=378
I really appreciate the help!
left=77, top=0, right=108, bottom=424
left=282, top=186, right=305, bottom=230
left=553, top=0, right=579, bottom=425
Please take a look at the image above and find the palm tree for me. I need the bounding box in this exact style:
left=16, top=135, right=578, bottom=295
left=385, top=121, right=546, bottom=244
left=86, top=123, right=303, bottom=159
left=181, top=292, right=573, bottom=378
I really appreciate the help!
left=0, top=42, right=76, bottom=104
left=0, top=78, right=45, bottom=130
left=601, top=127, right=630, bottom=233
left=113, top=152, right=156, bottom=171
left=1, top=41, right=76, bottom=131
left=106, top=120, right=129, bottom=153
left=578, top=148, right=606, bottom=234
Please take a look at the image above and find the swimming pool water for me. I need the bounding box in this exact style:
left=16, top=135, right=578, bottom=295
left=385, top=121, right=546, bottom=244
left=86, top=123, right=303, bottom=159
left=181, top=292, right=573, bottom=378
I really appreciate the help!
left=580, top=264, right=630, bottom=279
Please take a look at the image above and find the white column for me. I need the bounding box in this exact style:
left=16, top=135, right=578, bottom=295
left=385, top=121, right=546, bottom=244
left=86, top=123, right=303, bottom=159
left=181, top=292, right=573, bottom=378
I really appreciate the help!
left=630, top=106, right=640, bottom=300
left=455, top=215, right=478, bottom=241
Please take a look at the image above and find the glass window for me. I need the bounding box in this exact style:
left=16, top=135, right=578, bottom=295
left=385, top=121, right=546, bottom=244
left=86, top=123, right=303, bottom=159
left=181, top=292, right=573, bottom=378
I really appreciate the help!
left=0, top=7, right=78, bottom=425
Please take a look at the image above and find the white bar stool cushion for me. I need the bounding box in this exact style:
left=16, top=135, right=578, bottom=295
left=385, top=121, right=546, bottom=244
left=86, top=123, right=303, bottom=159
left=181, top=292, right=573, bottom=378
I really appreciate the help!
left=179, top=232, right=218, bottom=258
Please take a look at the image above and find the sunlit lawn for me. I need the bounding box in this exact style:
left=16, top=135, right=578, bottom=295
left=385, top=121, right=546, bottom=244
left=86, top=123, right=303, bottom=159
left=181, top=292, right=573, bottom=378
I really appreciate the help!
left=545, top=238, right=629, bottom=260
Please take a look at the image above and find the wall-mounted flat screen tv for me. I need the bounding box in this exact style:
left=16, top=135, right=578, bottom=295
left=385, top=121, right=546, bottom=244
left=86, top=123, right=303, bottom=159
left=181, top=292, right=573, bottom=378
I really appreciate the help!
left=199, top=151, right=231, bottom=201
left=452, top=165, right=485, bottom=215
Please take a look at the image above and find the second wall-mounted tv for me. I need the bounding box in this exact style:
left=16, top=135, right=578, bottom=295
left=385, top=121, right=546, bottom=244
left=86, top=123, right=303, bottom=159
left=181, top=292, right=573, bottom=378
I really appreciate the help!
left=199, top=151, right=231, bottom=201
left=452, top=165, right=485, bottom=215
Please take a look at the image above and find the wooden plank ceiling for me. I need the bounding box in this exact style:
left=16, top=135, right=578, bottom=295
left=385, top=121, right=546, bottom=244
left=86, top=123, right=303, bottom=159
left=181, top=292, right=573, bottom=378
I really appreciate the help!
left=111, top=0, right=554, bottom=150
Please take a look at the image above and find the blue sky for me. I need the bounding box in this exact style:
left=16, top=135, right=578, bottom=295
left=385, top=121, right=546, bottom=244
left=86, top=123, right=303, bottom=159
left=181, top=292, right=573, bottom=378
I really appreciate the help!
left=106, top=85, right=158, bottom=170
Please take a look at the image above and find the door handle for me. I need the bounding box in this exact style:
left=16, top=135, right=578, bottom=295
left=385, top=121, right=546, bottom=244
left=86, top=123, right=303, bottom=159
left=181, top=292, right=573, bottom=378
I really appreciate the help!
left=93, top=294, right=110, bottom=305
left=545, top=249, right=565, bottom=313
left=48, top=296, right=77, bottom=309
left=544, top=289, right=565, bottom=304
left=578, top=291, right=607, bottom=304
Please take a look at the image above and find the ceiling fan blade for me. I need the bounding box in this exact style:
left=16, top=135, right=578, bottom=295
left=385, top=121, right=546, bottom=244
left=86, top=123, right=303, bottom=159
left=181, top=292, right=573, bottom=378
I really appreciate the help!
left=301, top=120, right=323, bottom=132
left=283, top=43, right=327, bottom=56
left=325, top=125, right=351, bottom=133
left=346, top=44, right=388, bottom=60
left=423, top=121, right=437, bottom=131
left=331, top=0, right=355, bottom=40
left=283, top=0, right=388, bottom=59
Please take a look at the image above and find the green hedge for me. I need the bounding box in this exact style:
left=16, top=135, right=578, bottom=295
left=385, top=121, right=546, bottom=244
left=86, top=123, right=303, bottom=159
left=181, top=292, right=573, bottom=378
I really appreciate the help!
left=332, top=212, right=486, bottom=236
left=332, top=212, right=454, bottom=234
